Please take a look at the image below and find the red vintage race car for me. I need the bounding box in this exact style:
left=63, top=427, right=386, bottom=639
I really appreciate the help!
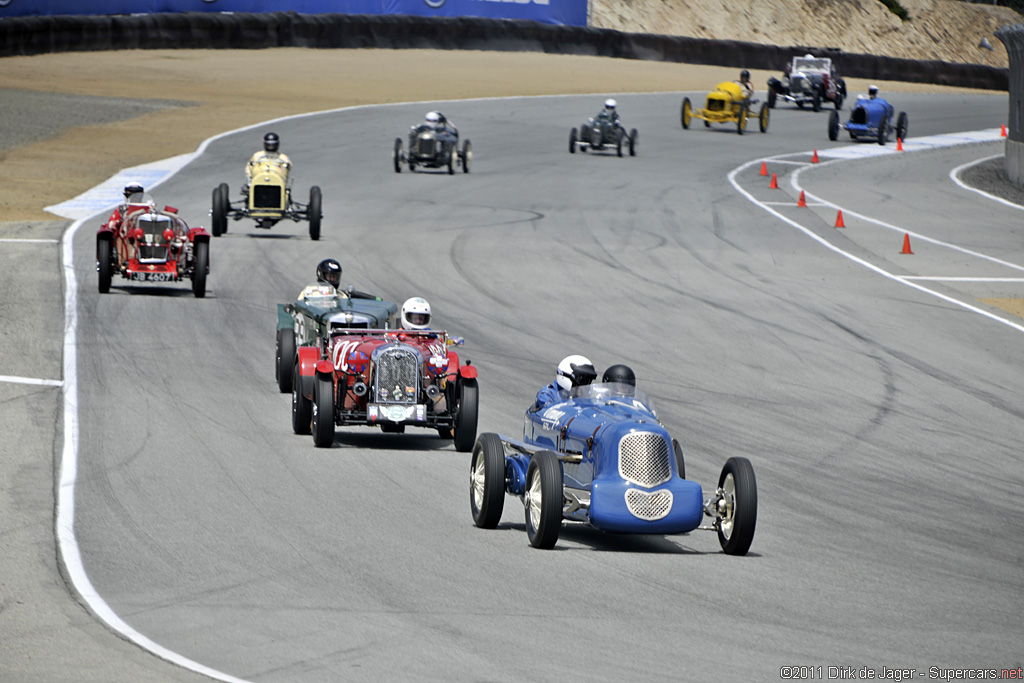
left=293, top=328, right=479, bottom=451
left=96, top=192, right=211, bottom=298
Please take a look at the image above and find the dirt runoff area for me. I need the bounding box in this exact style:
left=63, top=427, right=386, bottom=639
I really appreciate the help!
left=0, top=48, right=1008, bottom=223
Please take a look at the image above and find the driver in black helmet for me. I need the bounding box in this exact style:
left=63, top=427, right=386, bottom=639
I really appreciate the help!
left=244, top=131, right=292, bottom=193
left=101, top=181, right=149, bottom=233
left=738, top=69, right=754, bottom=102
left=601, top=364, right=637, bottom=396
left=298, top=258, right=383, bottom=302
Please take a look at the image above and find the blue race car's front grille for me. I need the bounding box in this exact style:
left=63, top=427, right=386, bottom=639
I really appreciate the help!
left=618, top=432, right=671, bottom=488
left=851, top=107, right=868, bottom=124
left=625, top=488, right=673, bottom=520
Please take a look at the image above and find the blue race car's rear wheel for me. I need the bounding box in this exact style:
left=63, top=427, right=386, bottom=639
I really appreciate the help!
left=311, top=371, right=334, bottom=448
left=470, top=433, right=506, bottom=529
left=717, top=457, right=757, bottom=555
left=525, top=450, right=562, bottom=549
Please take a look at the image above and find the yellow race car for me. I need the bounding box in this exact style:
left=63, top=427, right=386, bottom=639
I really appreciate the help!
left=680, top=82, right=770, bottom=135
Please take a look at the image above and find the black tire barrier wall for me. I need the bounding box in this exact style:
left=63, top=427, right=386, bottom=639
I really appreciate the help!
left=0, top=11, right=1011, bottom=92
left=996, top=23, right=1023, bottom=185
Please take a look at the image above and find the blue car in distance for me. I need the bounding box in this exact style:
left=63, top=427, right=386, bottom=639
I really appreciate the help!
left=470, top=383, right=758, bottom=552
left=828, top=94, right=908, bottom=145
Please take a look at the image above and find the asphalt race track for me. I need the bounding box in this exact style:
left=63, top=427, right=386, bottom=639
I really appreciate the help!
left=50, top=92, right=1024, bottom=681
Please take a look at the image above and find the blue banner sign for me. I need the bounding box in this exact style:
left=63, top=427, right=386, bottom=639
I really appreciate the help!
left=0, top=0, right=587, bottom=26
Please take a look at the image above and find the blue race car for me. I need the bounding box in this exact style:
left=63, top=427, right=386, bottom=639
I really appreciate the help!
left=469, top=383, right=757, bottom=552
left=828, top=94, right=908, bottom=145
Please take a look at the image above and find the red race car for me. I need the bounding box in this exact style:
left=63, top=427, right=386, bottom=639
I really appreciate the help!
left=96, top=192, right=210, bottom=298
left=293, top=328, right=479, bottom=451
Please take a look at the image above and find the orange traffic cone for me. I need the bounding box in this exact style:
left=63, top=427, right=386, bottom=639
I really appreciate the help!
left=1001, top=124, right=1007, bottom=137
left=900, top=233, right=914, bottom=254
left=769, top=173, right=778, bottom=189
left=797, top=190, right=807, bottom=207
left=835, top=210, right=845, bottom=228
left=811, top=150, right=819, bottom=163
left=897, top=138, right=903, bottom=151
left=760, top=161, right=768, bottom=176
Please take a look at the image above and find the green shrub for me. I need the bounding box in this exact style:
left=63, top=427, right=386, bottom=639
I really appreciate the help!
left=879, top=0, right=910, bottom=21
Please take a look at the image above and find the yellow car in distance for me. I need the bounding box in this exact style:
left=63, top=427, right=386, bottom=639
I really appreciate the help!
left=681, top=81, right=770, bottom=135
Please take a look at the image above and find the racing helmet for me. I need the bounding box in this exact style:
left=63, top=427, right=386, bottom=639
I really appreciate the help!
left=601, top=364, right=636, bottom=386
left=604, top=99, right=617, bottom=112
left=316, top=258, right=342, bottom=289
left=123, top=182, right=144, bottom=199
left=740, top=69, right=751, bottom=82
left=263, top=132, right=280, bottom=152
left=556, top=355, right=598, bottom=393
left=868, top=85, right=879, bottom=98
left=425, top=111, right=441, bottom=124
left=401, top=297, right=432, bottom=330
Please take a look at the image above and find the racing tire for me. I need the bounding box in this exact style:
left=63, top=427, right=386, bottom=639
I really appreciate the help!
left=737, top=106, right=748, bottom=135
left=453, top=377, right=479, bottom=453
left=525, top=450, right=562, bottom=550
left=812, top=89, right=822, bottom=112
left=217, top=182, right=230, bottom=233
left=211, top=185, right=226, bottom=237
left=703, top=120, right=711, bottom=128
left=461, top=140, right=472, bottom=173
left=569, top=127, right=577, bottom=153
left=447, top=146, right=456, bottom=175
left=896, top=112, right=908, bottom=142
left=767, top=88, right=777, bottom=109
left=470, top=433, right=506, bottom=529
left=716, top=456, right=757, bottom=556
left=308, top=186, right=322, bottom=241
left=276, top=328, right=295, bottom=393
left=393, top=137, right=403, bottom=173
left=828, top=110, right=840, bottom=142
left=877, top=116, right=888, bottom=145
left=311, top=371, right=335, bottom=448
left=616, top=130, right=623, bottom=158
left=758, top=103, right=770, bottom=134
left=628, top=129, right=638, bottom=156
left=191, top=239, right=208, bottom=299
left=291, top=360, right=312, bottom=435
left=680, top=98, right=692, bottom=129
left=98, top=235, right=113, bottom=294
left=834, top=95, right=844, bottom=111
left=672, top=438, right=686, bottom=479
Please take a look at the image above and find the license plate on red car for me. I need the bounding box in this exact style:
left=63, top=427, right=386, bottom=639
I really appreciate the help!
left=129, top=271, right=176, bottom=282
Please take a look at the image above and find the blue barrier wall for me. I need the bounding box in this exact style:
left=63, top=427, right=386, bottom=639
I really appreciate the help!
left=0, top=0, right=587, bottom=25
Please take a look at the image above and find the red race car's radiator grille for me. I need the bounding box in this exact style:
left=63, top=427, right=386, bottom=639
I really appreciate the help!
left=625, top=488, right=673, bottom=521
left=253, top=185, right=281, bottom=209
left=373, top=347, right=419, bottom=404
left=618, top=432, right=671, bottom=488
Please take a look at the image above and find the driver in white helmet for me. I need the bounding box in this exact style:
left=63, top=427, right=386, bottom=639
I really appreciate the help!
left=400, top=297, right=432, bottom=331
left=533, top=355, right=598, bottom=411
left=597, top=99, right=621, bottom=124
left=425, top=111, right=458, bottom=137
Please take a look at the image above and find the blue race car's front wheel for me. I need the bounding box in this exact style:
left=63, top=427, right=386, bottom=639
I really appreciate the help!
left=471, top=433, right=505, bottom=529
left=717, top=457, right=757, bottom=555
left=525, top=450, right=562, bottom=549
left=828, top=110, right=840, bottom=142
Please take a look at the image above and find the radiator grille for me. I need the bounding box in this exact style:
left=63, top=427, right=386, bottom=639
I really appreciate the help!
left=625, top=488, right=673, bottom=521
left=618, top=432, right=671, bottom=488
left=253, top=185, right=281, bottom=209
left=851, top=107, right=867, bottom=124
left=374, top=347, right=419, bottom=404
left=415, top=134, right=436, bottom=157
left=136, top=216, right=170, bottom=262
left=707, top=99, right=724, bottom=112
